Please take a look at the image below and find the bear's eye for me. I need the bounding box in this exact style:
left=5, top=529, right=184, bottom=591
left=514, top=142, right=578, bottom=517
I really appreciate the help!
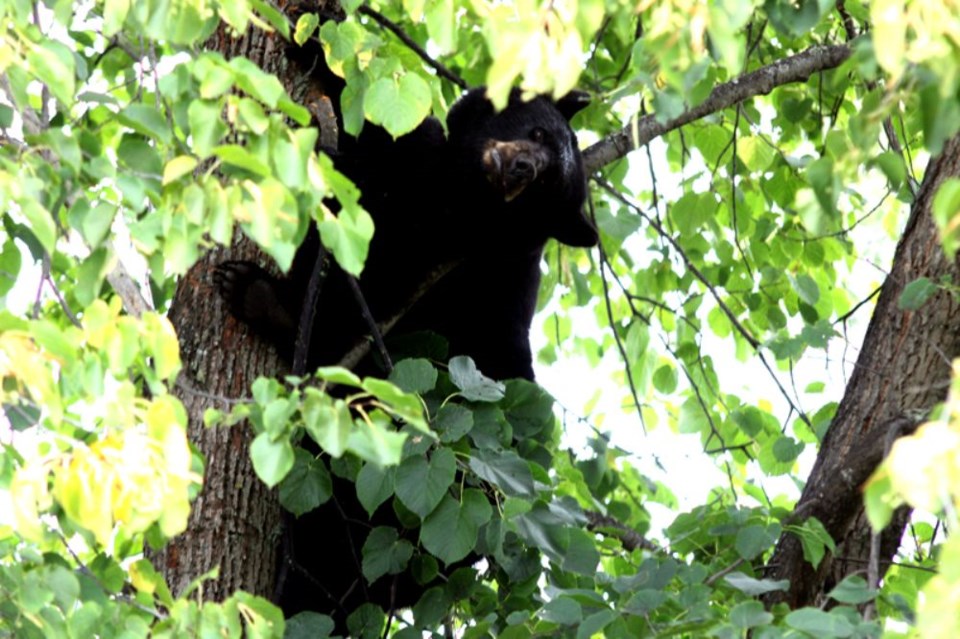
left=529, top=127, right=546, bottom=143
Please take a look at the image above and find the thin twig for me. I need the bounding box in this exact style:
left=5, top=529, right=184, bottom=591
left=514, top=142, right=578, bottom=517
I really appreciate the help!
left=592, top=197, right=647, bottom=433
left=597, top=178, right=812, bottom=428
left=347, top=275, right=393, bottom=373
left=337, top=260, right=461, bottom=371
left=293, top=242, right=330, bottom=376
left=357, top=5, right=468, bottom=90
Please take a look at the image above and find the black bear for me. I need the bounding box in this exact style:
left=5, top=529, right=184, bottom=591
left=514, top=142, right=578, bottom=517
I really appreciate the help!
left=215, top=86, right=597, bottom=630
left=216, top=87, right=597, bottom=381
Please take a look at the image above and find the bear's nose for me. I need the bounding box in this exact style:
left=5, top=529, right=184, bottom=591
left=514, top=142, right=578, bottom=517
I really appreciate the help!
left=510, top=156, right=537, bottom=181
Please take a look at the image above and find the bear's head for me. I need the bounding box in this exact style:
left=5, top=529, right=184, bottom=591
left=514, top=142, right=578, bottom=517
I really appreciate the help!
left=446, top=88, right=599, bottom=249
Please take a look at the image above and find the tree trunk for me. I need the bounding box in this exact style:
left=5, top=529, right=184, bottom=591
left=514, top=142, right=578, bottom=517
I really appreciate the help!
left=158, top=241, right=284, bottom=600
left=155, top=11, right=340, bottom=601
left=764, top=133, right=960, bottom=607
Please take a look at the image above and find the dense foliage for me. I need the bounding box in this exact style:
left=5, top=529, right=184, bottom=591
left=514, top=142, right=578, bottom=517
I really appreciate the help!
left=3, top=0, right=960, bottom=638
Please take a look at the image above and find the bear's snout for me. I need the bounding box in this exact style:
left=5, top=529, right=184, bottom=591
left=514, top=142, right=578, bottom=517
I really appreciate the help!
left=482, top=140, right=549, bottom=202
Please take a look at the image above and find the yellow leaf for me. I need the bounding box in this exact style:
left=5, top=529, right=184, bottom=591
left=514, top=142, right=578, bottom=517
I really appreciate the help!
left=10, top=464, right=52, bottom=542
left=871, top=0, right=906, bottom=79
left=163, top=155, right=198, bottom=185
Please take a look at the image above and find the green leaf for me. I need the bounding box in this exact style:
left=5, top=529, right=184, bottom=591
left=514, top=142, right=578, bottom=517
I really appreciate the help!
left=294, top=13, right=320, bottom=46
left=729, top=600, right=773, bottom=629
left=250, top=0, right=290, bottom=39
left=362, top=526, right=414, bottom=582
left=27, top=40, right=75, bottom=106
left=118, top=104, right=172, bottom=145
left=67, top=199, right=116, bottom=249
left=933, top=178, right=960, bottom=259
left=361, top=377, right=428, bottom=433
left=346, top=603, right=386, bottom=639
left=219, top=0, right=251, bottom=33
left=117, top=133, right=163, bottom=175
left=723, top=572, right=789, bottom=596
left=791, top=273, right=820, bottom=306
left=303, top=395, right=352, bottom=458
left=420, top=489, right=492, bottom=564
left=229, top=57, right=285, bottom=108
left=318, top=156, right=374, bottom=276
left=772, top=436, right=804, bottom=463
left=765, top=0, right=833, bottom=37
left=562, top=528, right=600, bottom=576
left=314, top=366, right=362, bottom=387
left=285, top=612, right=335, bottom=639
left=395, top=447, right=456, bottom=518
left=621, top=589, right=667, bottom=615
left=211, top=144, right=271, bottom=177
left=468, top=449, right=535, bottom=497
left=188, top=99, right=228, bottom=157
left=249, top=431, right=295, bottom=488
left=356, top=463, right=395, bottom=517
left=103, top=0, right=131, bottom=37
left=389, top=358, right=438, bottom=394
left=791, top=517, right=836, bottom=569
left=43, top=129, right=82, bottom=174
left=162, top=155, right=198, bottom=185
left=434, top=404, right=473, bottom=443
left=75, top=248, right=109, bottom=307
left=737, top=136, right=775, bottom=172
left=425, top=0, right=455, bottom=53
left=45, top=565, right=80, bottom=611
left=20, top=200, right=57, bottom=255
left=873, top=151, right=906, bottom=190
left=345, top=414, right=406, bottom=466
left=805, top=156, right=838, bottom=220
left=448, top=356, right=506, bottom=402
left=540, top=597, right=582, bottom=625
left=785, top=608, right=855, bottom=637
left=197, top=61, right=235, bottom=99
left=0, top=239, right=22, bottom=297
left=576, top=610, right=618, bottom=639
left=279, top=449, right=332, bottom=516
left=828, top=575, right=877, bottom=605
left=237, top=97, right=269, bottom=134
left=734, top=524, right=777, bottom=560
left=363, top=74, right=432, bottom=138
left=898, top=277, right=939, bottom=310
left=652, top=364, right=678, bottom=394
left=864, top=470, right=898, bottom=531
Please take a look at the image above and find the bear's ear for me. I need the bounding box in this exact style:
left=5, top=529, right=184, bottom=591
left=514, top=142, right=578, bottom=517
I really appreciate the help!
left=555, top=90, right=590, bottom=121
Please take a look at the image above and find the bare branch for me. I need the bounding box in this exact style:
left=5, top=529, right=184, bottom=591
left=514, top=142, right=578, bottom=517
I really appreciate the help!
left=582, top=44, right=852, bottom=173
left=584, top=510, right=660, bottom=553
left=106, top=254, right=152, bottom=318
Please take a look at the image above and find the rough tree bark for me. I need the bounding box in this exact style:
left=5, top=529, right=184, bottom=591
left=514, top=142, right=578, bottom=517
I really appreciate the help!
left=156, top=7, right=342, bottom=600
left=764, top=133, right=960, bottom=607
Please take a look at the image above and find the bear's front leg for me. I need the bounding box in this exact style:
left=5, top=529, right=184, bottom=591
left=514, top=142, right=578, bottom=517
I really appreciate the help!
left=214, top=261, right=298, bottom=358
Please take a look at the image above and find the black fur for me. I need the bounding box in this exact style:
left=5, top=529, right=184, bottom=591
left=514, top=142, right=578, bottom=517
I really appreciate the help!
left=215, top=87, right=596, bottom=381
left=215, top=87, right=597, bottom=629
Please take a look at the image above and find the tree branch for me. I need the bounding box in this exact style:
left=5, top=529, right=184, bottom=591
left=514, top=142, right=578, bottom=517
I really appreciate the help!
left=584, top=510, right=660, bottom=553
left=582, top=44, right=852, bottom=173
left=336, top=259, right=461, bottom=371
